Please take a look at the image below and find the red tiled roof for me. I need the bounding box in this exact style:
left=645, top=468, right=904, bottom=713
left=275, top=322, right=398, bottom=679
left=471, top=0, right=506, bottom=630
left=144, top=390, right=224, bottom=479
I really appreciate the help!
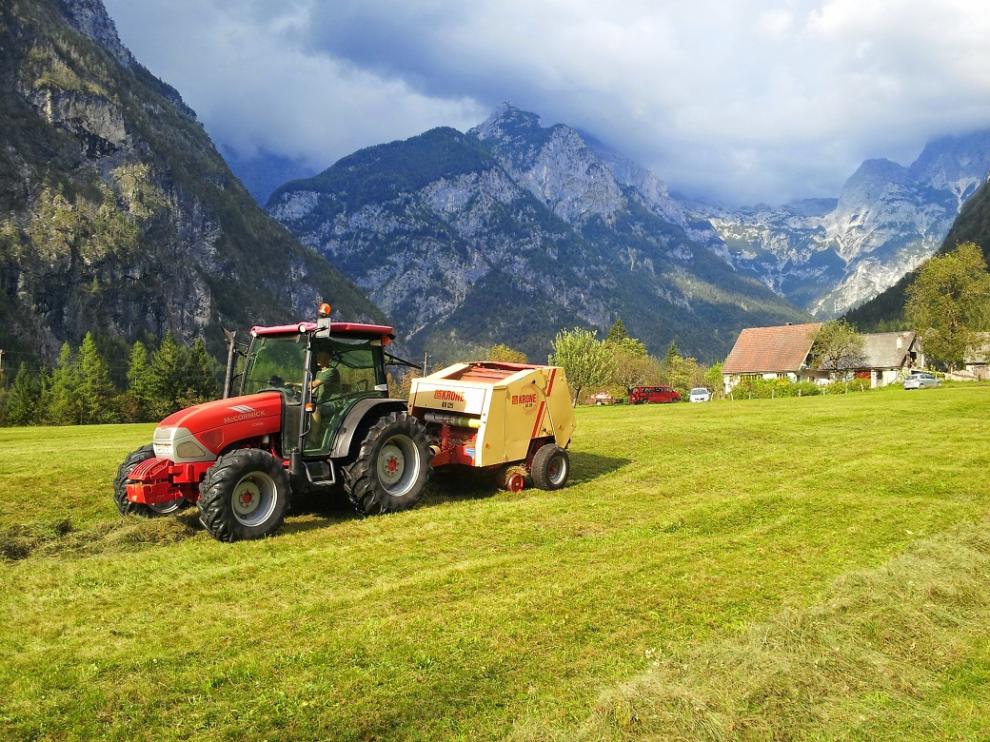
left=723, top=323, right=822, bottom=374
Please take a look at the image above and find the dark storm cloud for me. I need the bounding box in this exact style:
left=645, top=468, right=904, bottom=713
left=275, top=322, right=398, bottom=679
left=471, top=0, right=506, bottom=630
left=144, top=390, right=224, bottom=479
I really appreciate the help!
left=105, top=0, right=990, bottom=205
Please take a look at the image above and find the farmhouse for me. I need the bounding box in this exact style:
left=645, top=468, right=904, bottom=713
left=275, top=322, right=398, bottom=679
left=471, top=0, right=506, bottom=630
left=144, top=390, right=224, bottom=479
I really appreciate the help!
left=722, top=324, right=924, bottom=393
left=848, top=331, right=923, bottom=387
left=722, top=322, right=824, bottom=394
left=962, top=332, right=990, bottom=380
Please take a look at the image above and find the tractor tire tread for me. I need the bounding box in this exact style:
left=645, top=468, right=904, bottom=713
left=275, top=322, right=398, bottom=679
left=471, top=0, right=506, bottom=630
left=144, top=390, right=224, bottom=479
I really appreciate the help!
left=198, top=449, right=290, bottom=542
left=342, top=411, right=430, bottom=516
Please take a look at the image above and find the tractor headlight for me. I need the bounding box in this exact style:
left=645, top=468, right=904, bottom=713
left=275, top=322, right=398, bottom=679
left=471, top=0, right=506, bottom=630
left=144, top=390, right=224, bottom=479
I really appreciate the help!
left=176, top=440, right=208, bottom=459
left=154, top=426, right=216, bottom=463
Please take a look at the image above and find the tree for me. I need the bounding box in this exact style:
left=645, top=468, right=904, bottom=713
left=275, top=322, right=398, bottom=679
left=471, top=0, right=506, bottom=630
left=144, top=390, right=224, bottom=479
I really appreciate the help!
left=47, top=342, right=81, bottom=425
left=149, top=331, right=188, bottom=417
left=549, top=328, right=615, bottom=406
left=78, top=332, right=115, bottom=423
left=664, top=354, right=705, bottom=398
left=612, top=350, right=662, bottom=397
left=811, top=320, right=866, bottom=375
left=6, top=363, right=38, bottom=426
left=487, top=344, right=528, bottom=363
left=703, top=361, right=724, bottom=397
left=606, top=318, right=629, bottom=343
left=181, top=338, right=219, bottom=404
left=906, top=242, right=990, bottom=369
left=126, top=340, right=154, bottom=419
left=607, top=335, right=647, bottom=357
left=665, top=340, right=681, bottom=365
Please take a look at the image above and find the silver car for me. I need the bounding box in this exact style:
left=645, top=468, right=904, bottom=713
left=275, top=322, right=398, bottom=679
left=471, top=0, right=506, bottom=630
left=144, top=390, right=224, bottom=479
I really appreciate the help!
left=689, top=387, right=712, bottom=402
left=903, top=372, right=939, bottom=389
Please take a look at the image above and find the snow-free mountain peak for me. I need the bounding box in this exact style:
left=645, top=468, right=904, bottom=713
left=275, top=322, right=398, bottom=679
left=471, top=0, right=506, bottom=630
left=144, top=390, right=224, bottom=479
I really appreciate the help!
left=268, top=104, right=807, bottom=360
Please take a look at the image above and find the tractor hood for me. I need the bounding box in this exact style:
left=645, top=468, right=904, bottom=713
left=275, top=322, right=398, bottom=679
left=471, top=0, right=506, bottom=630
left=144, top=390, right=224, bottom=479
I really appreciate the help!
left=154, top=392, right=283, bottom=462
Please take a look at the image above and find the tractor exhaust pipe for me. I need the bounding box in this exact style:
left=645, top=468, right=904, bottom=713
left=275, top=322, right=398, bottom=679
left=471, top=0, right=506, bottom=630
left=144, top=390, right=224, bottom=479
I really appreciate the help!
left=293, top=337, right=314, bottom=479
left=222, top=328, right=237, bottom=399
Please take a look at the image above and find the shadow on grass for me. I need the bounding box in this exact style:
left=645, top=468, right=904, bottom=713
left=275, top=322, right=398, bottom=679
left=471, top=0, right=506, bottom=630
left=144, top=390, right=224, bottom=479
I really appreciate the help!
left=279, top=451, right=631, bottom=537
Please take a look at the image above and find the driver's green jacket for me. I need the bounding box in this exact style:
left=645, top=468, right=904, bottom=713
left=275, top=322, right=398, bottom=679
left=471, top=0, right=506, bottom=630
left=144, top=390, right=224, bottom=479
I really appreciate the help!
left=313, top=367, right=339, bottom=404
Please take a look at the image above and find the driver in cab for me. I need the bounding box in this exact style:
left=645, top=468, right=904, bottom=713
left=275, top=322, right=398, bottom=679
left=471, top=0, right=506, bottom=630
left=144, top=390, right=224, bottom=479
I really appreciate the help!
left=308, top=350, right=341, bottom=447
left=311, top=350, right=340, bottom=403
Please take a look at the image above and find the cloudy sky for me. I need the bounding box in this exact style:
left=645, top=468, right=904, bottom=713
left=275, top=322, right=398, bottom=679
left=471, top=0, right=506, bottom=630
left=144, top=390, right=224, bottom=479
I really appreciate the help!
left=105, top=0, right=990, bottom=205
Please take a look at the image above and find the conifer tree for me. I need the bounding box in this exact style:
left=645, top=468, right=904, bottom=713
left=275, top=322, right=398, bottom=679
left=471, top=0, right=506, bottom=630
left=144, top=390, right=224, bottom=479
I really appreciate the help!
left=47, top=342, right=81, bottom=425
left=6, top=363, right=38, bottom=426
left=606, top=318, right=629, bottom=343
left=78, top=332, right=115, bottom=423
left=126, top=340, right=154, bottom=418
left=184, top=338, right=218, bottom=402
left=149, top=331, right=187, bottom=417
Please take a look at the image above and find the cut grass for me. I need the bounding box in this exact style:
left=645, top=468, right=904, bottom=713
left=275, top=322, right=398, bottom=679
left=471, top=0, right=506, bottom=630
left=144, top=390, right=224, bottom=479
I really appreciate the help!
left=1, top=386, right=989, bottom=739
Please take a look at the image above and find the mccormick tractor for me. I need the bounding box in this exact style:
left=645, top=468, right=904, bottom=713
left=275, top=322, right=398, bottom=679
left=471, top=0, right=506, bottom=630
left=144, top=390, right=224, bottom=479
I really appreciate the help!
left=115, top=305, right=575, bottom=542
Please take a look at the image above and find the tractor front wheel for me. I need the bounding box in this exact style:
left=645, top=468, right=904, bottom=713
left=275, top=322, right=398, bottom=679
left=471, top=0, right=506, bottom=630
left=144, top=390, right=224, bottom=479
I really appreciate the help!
left=113, top=443, right=188, bottom=517
left=530, top=444, right=570, bottom=490
left=198, top=449, right=291, bottom=542
left=343, top=411, right=430, bottom=515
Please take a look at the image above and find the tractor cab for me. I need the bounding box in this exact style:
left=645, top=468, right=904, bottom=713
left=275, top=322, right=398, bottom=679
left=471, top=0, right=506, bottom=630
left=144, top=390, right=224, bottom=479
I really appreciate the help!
left=240, top=321, right=392, bottom=458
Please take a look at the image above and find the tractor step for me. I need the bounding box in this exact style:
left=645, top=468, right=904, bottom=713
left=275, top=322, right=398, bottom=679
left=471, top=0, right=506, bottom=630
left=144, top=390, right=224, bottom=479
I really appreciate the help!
left=304, top=460, right=336, bottom=484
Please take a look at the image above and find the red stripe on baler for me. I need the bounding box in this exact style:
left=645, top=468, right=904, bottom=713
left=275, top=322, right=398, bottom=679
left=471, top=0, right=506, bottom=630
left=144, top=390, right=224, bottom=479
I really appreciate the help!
left=531, top=401, right=546, bottom=439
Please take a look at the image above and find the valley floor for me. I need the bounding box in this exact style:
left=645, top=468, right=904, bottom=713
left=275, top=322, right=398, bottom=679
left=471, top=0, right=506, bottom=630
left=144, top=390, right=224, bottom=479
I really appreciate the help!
left=2, top=387, right=989, bottom=740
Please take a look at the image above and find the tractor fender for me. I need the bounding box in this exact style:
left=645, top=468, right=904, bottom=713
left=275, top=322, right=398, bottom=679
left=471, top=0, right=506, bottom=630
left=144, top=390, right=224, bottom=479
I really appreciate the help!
left=329, top=398, right=408, bottom=460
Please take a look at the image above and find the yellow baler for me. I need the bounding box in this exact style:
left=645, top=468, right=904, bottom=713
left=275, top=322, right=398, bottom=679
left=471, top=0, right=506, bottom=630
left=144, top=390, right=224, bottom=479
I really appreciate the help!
left=409, top=362, right=576, bottom=491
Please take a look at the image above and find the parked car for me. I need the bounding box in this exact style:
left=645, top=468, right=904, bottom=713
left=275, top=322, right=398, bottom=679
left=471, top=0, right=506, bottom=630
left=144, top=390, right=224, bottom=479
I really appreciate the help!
left=590, top=392, right=615, bottom=406
left=689, top=387, right=712, bottom=403
left=629, top=385, right=681, bottom=404
left=903, top=372, right=939, bottom=389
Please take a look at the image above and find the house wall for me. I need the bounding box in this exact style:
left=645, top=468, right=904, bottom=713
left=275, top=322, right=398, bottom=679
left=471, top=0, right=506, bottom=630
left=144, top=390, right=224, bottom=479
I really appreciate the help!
left=964, top=363, right=990, bottom=381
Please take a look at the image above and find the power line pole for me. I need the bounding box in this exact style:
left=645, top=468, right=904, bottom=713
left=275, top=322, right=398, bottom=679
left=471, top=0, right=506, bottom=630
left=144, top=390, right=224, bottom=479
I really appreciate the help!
left=422, top=351, right=429, bottom=377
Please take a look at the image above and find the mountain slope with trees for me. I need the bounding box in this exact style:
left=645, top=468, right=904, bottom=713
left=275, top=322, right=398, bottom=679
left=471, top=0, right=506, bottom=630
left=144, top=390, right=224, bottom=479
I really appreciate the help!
left=0, top=0, right=381, bottom=370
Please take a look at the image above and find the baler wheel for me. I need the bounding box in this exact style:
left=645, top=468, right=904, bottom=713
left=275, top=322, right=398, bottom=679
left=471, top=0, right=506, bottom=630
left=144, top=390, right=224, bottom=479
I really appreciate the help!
left=497, top=465, right=528, bottom=493
left=197, top=449, right=290, bottom=542
left=530, top=444, right=570, bottom=490
left=113, top=443, right=188, bottom=517
left=342, top=411, right=430, bottom=515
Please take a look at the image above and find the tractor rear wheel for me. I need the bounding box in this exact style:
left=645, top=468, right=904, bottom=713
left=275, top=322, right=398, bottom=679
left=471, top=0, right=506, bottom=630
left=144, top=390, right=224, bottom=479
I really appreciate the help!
left=198, top=449, right=290, bottom=542
left=530, top=444, right=570, bottom=490
left=113, top=443, right=188, bottom=517
left=342, top=411, right=430, bottom=515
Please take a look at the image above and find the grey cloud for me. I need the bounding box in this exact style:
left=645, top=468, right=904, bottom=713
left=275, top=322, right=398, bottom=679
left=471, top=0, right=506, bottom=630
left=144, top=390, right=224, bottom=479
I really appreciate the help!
left=105, top=0, right=990, bottom=205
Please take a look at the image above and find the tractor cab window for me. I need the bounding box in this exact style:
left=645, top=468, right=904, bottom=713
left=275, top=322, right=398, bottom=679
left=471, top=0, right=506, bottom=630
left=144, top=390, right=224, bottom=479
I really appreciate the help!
left=304, top=337, right=385, bottom=455
left=241, top=336, right=307, bottom=399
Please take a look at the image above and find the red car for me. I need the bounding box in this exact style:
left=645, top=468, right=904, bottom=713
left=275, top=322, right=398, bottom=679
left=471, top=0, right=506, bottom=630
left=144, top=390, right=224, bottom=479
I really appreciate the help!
left=629, top=385, right=681, bottom=404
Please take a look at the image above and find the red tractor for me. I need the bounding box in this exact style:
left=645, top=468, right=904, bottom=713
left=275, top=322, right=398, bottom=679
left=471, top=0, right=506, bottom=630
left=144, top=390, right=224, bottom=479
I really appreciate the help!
left=114, top=306, right=432, bottom=541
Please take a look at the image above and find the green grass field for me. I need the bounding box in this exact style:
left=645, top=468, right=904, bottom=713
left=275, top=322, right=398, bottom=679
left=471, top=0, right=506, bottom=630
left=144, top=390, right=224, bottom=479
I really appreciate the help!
left=2, top=386, right=990, bottom=740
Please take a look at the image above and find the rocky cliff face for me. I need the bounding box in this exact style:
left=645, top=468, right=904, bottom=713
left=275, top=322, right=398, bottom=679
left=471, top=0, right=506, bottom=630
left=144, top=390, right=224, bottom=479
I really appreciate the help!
left=0, top=0, right=380, bottom=363
left=269, top=104, right=806, bottom=360
left=710, top=131, right=990, bottom=317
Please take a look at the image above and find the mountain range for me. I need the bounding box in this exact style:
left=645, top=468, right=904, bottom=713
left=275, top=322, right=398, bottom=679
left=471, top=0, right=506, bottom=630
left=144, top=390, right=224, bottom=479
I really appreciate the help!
left=710, top=131, right=990, bottom=317
left=267, top=104, right=806, bottom=361
left=0, top=0, right=379, bottom=365
left=265, top=103, right=990, bottom=359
